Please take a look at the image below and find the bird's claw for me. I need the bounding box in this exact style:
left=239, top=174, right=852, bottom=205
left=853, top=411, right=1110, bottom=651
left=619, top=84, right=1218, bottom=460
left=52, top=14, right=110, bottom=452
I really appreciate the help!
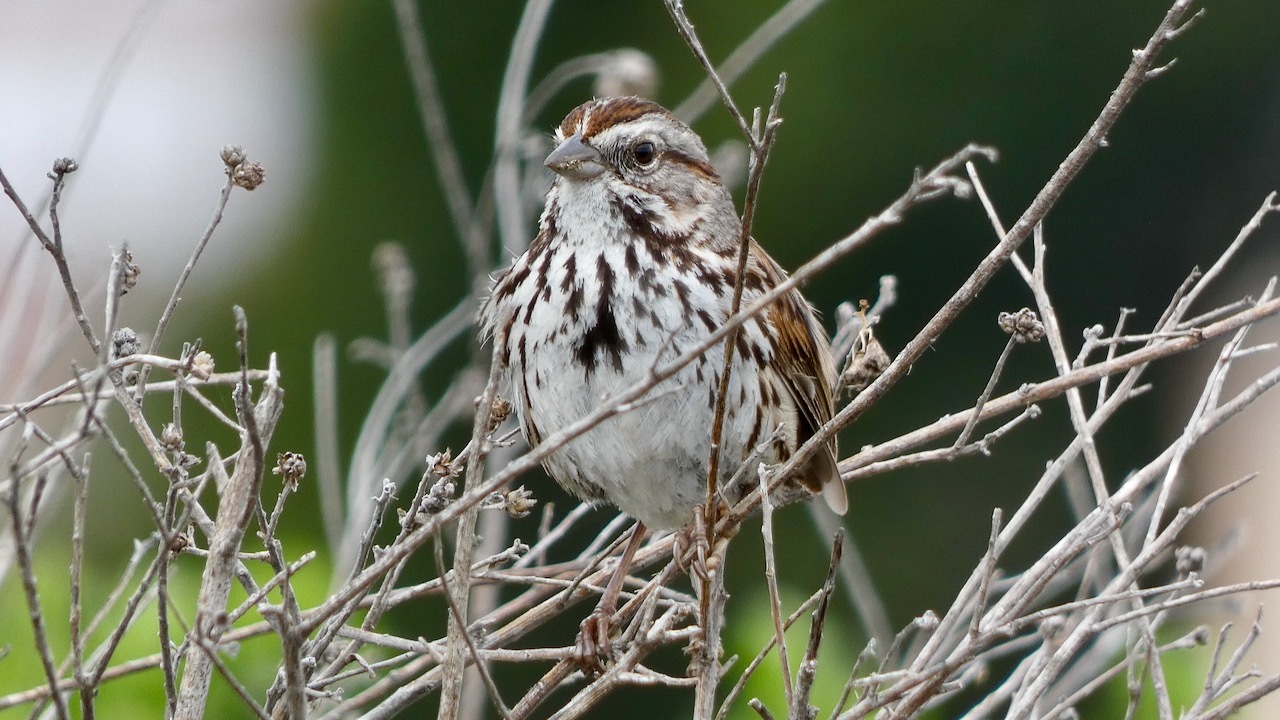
left=676, top=503, right=734, bottom=582
left=574, top=609, right=614, bottom=677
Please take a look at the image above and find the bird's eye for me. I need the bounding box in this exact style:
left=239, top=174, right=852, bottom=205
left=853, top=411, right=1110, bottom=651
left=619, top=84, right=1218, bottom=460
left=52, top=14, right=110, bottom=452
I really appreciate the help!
left=633, top=140, right=657, bottom=166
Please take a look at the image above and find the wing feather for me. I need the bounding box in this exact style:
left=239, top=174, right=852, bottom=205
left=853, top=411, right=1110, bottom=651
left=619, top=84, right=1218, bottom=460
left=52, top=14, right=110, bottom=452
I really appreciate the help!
left=751, top=241, right=847, bottom=514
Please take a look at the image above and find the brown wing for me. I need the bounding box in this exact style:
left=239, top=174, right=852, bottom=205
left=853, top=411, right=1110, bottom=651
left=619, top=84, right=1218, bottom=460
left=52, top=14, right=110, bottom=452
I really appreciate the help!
left=751, top=241, right=847, bottom=514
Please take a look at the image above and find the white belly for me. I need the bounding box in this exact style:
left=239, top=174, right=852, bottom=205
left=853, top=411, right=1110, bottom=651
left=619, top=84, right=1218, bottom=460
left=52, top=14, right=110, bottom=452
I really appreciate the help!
left=503, top=242, right=774, bottom=530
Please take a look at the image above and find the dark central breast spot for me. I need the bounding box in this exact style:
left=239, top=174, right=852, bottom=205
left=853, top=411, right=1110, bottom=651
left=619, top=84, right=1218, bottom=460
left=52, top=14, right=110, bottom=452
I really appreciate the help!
left=574, top=255, right=628, bottom=375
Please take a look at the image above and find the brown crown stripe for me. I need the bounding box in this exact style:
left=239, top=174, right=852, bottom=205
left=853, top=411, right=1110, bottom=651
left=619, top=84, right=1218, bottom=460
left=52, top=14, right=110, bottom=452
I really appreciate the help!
left=559, top=96, right=674, bottom=139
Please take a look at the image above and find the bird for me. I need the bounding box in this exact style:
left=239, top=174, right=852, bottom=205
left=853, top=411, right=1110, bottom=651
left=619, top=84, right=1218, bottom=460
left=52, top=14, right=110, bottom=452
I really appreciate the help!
left=481, top=95, right=844, bottom=669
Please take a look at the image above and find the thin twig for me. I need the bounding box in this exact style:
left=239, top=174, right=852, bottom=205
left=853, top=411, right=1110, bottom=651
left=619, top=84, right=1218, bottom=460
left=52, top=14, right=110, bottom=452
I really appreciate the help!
left=434, top=539, right=513, bottom=718
left=703, top=76, right=786, bottom=532
left=6, top=461, right=70, bottom=720
left=69, top=455, right=91, bottom=718
left=760, top=459, right=794, bottom=706
left=133, top=165, right=237, bottom=401
left=0, top=161, right=100, bottom=353
left=715, top=588, right=827, bottom=720
left=955, top=335, right=1018, bottom=447
left=674, top=0, right=829, bottom=124
left=664, top=0, right=761, bottom=150
left=775, top=0, right=1208, bottom=499
left=438, top=324, right=508, bottom=719
left=174, top=314, right=283, bottom=716
left=791, top=530, right=844, bottom=720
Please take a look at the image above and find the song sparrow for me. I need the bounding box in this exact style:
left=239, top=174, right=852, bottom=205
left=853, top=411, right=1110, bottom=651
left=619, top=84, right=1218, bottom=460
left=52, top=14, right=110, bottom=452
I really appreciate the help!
left=483, top=95, right=844, bottom=521
left=481, top=96, right=845, bottom=665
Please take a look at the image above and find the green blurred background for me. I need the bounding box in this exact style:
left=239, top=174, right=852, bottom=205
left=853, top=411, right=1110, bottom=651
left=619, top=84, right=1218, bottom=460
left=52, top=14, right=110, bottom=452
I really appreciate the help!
left=3, top=0, right=1279, bottom=717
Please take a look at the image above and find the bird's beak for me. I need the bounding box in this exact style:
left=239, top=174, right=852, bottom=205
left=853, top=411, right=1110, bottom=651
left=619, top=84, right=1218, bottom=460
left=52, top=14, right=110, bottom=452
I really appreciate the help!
left=545, top=133, right=604, bottom=179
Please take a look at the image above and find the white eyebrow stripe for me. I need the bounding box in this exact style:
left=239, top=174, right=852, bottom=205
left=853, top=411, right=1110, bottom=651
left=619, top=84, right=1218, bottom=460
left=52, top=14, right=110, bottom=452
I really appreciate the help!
left=590, top=116, right=685, bottom=152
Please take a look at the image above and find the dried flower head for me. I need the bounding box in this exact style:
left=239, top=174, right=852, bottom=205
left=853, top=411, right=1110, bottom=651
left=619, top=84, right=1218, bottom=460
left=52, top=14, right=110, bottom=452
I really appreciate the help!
left=233, top=161, right=265, bottom=190
left=190, top=351, right=215, bottom=380
left=428, top=450, right=457, bottom=478
left=998, top=308, right=1045, bottom=343
left=841, top=329, right=891, bottom=395
left=111, top=327, right=140, bottom=360
left=120, top=250, right=140, bottom=294
left=482, top=485, right=538, bottom=519
left=1176, top=545, right=1207, bottom=577
left=168, top=532, right=191, bottom=557
left=220, top=145, right=247, bottom=168
left=488, top=397, right=513, bottom=432
left=422, top=476, right=456, bottom=515
left=52, top=157, right=79, bottom=175
left=272, top=451, right=307, bottom=489
left=160, top=423, right=184, bottom=452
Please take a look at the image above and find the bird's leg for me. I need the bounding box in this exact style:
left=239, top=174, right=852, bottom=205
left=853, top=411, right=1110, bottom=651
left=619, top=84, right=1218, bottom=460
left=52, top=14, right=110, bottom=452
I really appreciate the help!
left=680, top=502, right=736, bottom=672
left=674, top=500, right=735, bottom=583
left=575, top=520, right=647, bottom=675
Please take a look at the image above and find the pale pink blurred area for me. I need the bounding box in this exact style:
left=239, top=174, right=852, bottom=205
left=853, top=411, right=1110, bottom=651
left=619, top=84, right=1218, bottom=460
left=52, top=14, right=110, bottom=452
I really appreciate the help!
left=1184, top=247, right=1280, bottom=720
left=0, top=0, right=316, bottom=603
left=0, top=0, right=317, bottom=320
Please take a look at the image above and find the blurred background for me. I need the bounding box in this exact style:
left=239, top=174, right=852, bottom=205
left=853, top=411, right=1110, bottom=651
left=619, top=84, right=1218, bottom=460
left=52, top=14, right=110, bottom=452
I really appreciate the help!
left=1, top=0, right=1278, bottom=717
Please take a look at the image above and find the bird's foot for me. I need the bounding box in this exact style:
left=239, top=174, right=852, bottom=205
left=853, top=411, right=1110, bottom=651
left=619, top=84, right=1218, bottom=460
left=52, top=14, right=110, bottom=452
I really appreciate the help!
left=574, top=607, right=614, bottom=677
left=676, top=502, right=735, bottom=582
